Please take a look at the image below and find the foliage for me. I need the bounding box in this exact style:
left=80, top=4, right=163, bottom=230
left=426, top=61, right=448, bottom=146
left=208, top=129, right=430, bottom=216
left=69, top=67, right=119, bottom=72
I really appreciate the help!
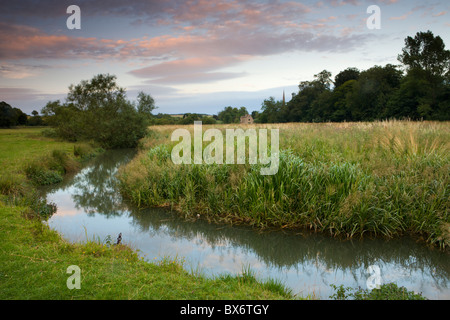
left=253, top=31, right=450, bottom=123
left=330, top=283, right=427, bottom=300
left=41, top=74, right=152, bottom=149
left=0, top=101, right=27, bottom=127
left=217, top=106, right=249, bottom=123
left=398, top=30, right=450, bottom=77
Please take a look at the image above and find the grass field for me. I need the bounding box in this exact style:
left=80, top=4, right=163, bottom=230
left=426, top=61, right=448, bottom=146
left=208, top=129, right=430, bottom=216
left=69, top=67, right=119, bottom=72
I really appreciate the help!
left=118, top=121, right=450, bottom=249
left=0, top=127, right=293, bottom=300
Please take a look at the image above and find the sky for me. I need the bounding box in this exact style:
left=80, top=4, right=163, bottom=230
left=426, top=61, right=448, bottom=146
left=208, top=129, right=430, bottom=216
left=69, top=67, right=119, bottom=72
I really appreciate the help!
left=0, top=0, right=449, bottom=115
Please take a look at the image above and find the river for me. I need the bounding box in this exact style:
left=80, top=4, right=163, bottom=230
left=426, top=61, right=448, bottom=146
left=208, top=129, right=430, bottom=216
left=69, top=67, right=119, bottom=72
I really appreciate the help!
left=43, top=149, right=450, bottom=299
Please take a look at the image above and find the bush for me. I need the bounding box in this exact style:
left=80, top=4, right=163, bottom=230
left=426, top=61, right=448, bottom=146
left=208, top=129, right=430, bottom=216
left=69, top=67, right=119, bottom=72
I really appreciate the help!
left=329, top=283, right=427, bottom=300
left=41, top=74, right=153, bottom=149
left=24, top=150, right=79, bottom=186
left=25, top=161, right=63, bottom=186
left=0, top=173, right=27, bottom=196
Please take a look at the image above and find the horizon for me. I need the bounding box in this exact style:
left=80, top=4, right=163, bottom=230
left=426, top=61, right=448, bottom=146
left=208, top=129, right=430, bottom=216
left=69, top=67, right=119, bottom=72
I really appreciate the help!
left=1, top=0, right=449, bottom=115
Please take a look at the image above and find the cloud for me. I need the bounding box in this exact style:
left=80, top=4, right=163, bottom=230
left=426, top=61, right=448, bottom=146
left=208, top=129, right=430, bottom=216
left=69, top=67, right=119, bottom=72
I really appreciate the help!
left=433, top=11, right=447, bottom=17
left=130, top=56, right=246, bottom=77
left=0, top=63, right=48, bottom=79
left=126, top=30, right=370, bottom=85
left=0, top=87, right=41, bottom=101
left=0, top=22, right=125, bottom=60
left=129, top=56, right=249, bottom=85
left=0, top=0, right=373, bottom=89
left=389, top=11, right=413, bottom=20
left=0, top=87, right=66, bottom=113
left=145, top=72, right=247, bottom=85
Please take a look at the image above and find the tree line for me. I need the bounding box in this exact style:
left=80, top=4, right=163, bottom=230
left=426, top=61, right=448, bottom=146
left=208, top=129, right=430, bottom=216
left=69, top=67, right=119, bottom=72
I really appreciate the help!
left=0, top=101, right=44, bottom=127
left=255, top=30, right=450, bottom=123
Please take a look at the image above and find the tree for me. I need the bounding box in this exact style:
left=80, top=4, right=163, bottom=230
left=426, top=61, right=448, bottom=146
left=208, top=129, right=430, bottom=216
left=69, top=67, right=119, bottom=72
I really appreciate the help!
left=286, top=70, right=333, bottom=122
left=0, top=101, right=16, bottom=127
left=28, top=109, right=43, bottom=126
left=398, top=30, right=450, bottom=78
left=394, top=31, right=450, bottom=120
left=13, top=108, right=28, bottom=125
left=0, top=102, right=28, bottom=127
left=347, top=64, right=402, bottom=121
left=136, top=91, right=156, bottom=121
left=260, top=97, right=284, bottom=123
left=334, top=68, right=360, bottom=89
left=330, top=80, right=357, bottom=121
left=41, top=74, right=150, bottom=148
left=314, top=70, right=333, bottom=90
left=217, top=106, right=249, bottom=123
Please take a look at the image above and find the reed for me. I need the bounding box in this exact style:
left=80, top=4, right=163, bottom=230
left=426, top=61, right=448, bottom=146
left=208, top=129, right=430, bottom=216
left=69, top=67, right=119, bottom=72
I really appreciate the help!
left=118, top=121, right=449, bottom=248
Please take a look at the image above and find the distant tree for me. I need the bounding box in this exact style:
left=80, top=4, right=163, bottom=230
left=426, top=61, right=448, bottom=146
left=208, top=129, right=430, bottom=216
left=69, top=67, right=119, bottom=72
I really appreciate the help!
left=41, top=74, right=149, bottom=148
left=260, top=97, right=284, bottom=123
left=0, top=101, right=16, bottom=127
left=13, top=108, right=28, bottom=125
left=200, top=116, right=216, bottom=124
left=334, top=68, right=360, bottom=88
left=309, top=91, right=333, bottom=122
left=398, top=30, right=450, bottom=78
left=136, top=91, right=156, bottom=121
left=217, top=106, right=249, bottom=123
left=28, top=109, right=43, bottom=126
left=286, top=70, right=333, bottom=122
left=392, top=31, right=450, bottom=120
left=347, top=64, right=402, bottom=121
left=330, top=80, right=357, bottom=122
left=314, top=70, right=333, bottom=90
left=0, top=102, right=28, bottom=127
left=251, top=110, right=260, bottom=122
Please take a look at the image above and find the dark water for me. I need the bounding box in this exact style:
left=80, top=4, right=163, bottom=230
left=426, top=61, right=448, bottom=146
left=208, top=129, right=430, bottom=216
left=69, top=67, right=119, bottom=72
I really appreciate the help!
left=44, top=149, right=450, bottom=299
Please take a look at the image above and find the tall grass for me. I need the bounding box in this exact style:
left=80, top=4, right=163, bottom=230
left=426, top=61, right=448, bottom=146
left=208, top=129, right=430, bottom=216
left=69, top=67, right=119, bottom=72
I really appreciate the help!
left=118, top=121, right=449, bottom=248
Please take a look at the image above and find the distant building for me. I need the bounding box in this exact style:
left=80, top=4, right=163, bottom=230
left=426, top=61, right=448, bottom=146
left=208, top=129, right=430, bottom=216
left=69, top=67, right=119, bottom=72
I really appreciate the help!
left=240, top=114, right=254, bottom=124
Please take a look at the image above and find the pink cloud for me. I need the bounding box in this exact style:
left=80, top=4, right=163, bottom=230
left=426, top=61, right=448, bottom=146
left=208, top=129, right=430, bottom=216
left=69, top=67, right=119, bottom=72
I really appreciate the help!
left=389, top=11, right=413, bottom=20
left=0, top=22, right=124, bottom=60
left=433, top=11, right=447, bottom=17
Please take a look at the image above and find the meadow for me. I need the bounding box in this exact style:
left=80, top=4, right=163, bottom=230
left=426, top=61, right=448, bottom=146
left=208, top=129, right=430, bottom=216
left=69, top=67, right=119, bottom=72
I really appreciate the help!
left=0, top=127, right=293, bottom=300
left=118, top=120, right=450, bottom=249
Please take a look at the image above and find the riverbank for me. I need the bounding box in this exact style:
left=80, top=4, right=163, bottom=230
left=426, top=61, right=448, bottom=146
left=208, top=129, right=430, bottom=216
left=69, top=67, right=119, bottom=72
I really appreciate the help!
left=0, top=127, right=293, bottom=299
left=118, top=121, right=449, bottom=249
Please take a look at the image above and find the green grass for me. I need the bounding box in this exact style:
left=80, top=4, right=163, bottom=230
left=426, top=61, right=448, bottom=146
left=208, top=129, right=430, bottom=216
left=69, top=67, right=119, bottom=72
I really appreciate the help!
left=118, top=121, right=450, bottom=249
left=0, top=127, right=294, bottom=300
left=0, top=202, right=294, bottom=299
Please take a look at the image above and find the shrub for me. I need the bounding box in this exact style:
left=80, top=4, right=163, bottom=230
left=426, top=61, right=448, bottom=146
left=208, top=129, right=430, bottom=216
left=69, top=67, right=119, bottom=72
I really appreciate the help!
left=25, top=161, right=63, bottom=186
left=24, top=150, right=79, bottom=186
left=0, top=173, right=27, bottom=196
left=329, top=283, right=427, bottom=300
left=41, top=74, right=153, bottom=149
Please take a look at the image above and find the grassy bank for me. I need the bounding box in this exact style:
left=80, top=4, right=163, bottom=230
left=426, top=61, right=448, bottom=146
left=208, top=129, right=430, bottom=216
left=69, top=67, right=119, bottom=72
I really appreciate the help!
left=0, top=127, right=293, bottom=299
left=117, top=121, right=450, bottom=249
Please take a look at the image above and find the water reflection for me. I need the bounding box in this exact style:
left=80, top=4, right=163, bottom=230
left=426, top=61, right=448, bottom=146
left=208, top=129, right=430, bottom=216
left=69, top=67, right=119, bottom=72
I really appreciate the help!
left=44, top=149, right=450, bottom=299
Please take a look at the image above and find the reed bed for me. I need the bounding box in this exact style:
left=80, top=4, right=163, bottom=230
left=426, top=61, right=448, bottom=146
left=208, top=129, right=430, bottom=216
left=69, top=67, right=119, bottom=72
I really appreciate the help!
left=118, top=120, right=449, bottom=248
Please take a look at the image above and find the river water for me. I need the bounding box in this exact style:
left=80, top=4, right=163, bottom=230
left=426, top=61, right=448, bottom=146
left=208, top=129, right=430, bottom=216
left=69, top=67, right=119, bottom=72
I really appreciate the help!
left=43, top=149, right=450, bottom=299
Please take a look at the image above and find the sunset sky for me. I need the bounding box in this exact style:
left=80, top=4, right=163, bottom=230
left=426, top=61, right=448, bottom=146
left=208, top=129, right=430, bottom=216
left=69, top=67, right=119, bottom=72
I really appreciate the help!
left=1, top=0, right=449, bottom=115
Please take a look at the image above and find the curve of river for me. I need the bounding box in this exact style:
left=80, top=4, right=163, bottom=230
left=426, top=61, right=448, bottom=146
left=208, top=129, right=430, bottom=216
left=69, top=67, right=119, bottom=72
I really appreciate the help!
left=43, top=149, right=450, bottom=299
